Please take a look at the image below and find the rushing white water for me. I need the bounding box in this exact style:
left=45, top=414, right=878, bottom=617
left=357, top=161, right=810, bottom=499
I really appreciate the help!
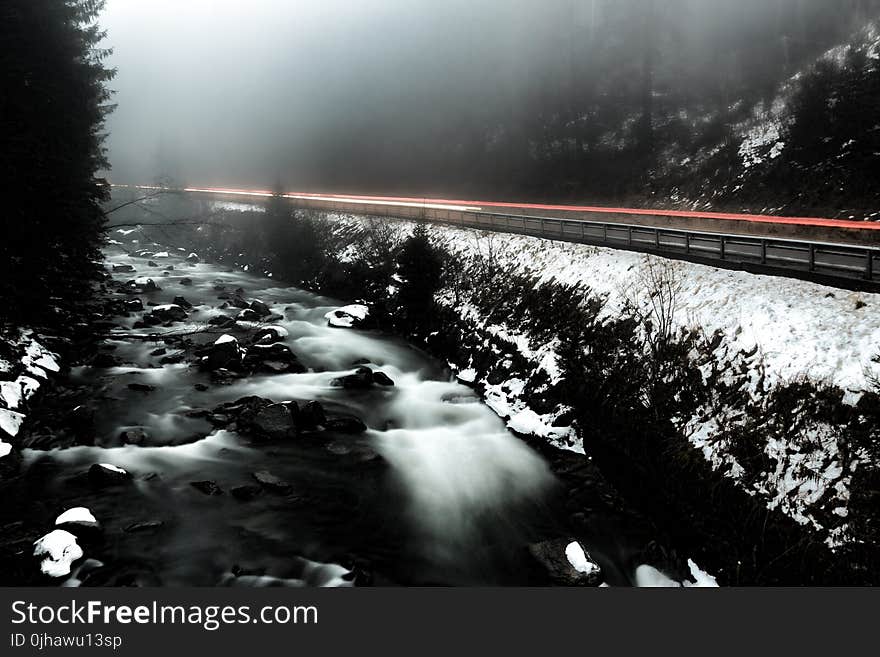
left=21, top=247, right=556, bottom=584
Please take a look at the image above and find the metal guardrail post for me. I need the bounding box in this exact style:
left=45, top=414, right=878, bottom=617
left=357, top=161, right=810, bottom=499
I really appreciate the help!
left=761, top=240, right=767, bottom=264
left=603, top=224, right=608, bottom=243
left=628, top=226, right=633, bottom=246
left=867, top=249, right=875, bottom=281
left=654, top=229, right=660, bottom=250
left=685, top=233, right=690, bottom=255
left=720, top=235, right=726, bottom=260
left=809, top=244, right=816, bottom=272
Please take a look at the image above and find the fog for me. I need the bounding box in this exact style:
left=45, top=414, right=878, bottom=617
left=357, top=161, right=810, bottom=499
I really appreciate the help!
left=100, top=0, right=877, bottom=196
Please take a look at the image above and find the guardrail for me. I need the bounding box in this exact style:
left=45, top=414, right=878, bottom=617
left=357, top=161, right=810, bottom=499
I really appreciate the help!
left=294, top=198, right=880, bottom=286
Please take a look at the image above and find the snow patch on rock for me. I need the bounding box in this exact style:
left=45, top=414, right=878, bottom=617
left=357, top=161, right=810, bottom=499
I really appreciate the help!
left=33, top=530, right=84, bottom=578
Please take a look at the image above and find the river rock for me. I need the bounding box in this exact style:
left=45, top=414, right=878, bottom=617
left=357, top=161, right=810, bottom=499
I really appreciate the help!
left=91, top=352, right=120, bottom=368
left=127, top=383, right=155, bottom=393
left=124, top=298, right=144, bottom=312
left=190, top=480, right=223, bottom=496
left=231, top=485, right=262, bottom=501
left=33, top=530, right=83, bottom=578
left=253, top=325, right=290, bottom=344
left=147, top=260, right=158, bottom=267
left=249, top=299, right=271, bottom=317
left=124, top=277, right=160, bottom=293
left=372, top=371, right=395, bottom=386
left=324, top=415, right=367, bottom=434
left=119, top=427, right=149, bottom=444
left=112, top=264, right=135, bottom=273
left=186, top=253, right=200, bottom=263
left=172, top=296, right=193, bottom=310
left=55, top=507, right=101, bottom=540
left=180, top=277, right=193, bottom=286
left=331, top=366, right=393, bottom=389
left=67, top=405, right=95, bottom=434
left=527, top=539, right=602, bottom=586
left=210, top=368, right=241, bottom=384
left=198, top=334, right=242, bottom=371
left=244, top=343, right=305, bottom=374
left=251, top=402, right=298, bottom=439
left=236, top=308, right=259, bottom=321
left=252, top=470, right=292, bottom=493
left=88, top=463, right=131, bottom=486
left=159, top=351, right=185, bottom=365
left=324, top=304, right=369, bottom=329
left=208, top=315, right=236, bottom=328
left=148, top=304, right=187, bottom=322
left=299, top=400, right=326, bottom=429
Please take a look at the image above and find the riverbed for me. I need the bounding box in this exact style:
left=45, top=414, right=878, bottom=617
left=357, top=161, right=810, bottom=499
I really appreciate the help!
left=5, top=246, right=674, bottom=586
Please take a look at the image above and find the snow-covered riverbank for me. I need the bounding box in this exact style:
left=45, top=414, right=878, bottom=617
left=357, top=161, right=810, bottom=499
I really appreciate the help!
left=323, top=212, right=880, bottom=547
left=0, top=329, right=62, bottom=460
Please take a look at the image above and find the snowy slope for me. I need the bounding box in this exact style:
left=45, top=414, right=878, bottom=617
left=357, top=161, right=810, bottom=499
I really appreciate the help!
left=325, top=212, right=880, bottom=543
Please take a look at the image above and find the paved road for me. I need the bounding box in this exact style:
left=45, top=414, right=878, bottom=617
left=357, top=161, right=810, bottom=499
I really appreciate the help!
left=113, top=185, right=880, bottom=288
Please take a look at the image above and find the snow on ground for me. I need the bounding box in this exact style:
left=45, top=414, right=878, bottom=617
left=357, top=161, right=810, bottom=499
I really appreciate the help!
left=331, top=212, right=880, bottom=392
left=0, top=328, right=61, bottom=459
left=437, top=226, right=879, bottom=394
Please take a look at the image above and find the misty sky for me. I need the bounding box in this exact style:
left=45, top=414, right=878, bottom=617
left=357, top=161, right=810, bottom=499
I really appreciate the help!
left=101, top=0, right=538, bottom=189
left=99, top=0, right=850, bottom=193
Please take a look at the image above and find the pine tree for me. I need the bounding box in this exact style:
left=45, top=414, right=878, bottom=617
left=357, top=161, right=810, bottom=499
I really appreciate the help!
left=0, top=0, right=115, bottom=324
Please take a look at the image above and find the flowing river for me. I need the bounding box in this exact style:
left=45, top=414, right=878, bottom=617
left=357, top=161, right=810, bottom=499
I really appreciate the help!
left=11, top=246, right=674, bottom=587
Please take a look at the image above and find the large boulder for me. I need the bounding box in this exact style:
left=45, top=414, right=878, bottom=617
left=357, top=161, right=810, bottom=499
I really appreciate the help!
left=197, top=334, right=242, bottom=371
left=324, top=304, right=369, bottom=329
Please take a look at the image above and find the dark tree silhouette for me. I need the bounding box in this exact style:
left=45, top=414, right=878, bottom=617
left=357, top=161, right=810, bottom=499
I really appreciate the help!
left=0, top=0, right=115, bottom=324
